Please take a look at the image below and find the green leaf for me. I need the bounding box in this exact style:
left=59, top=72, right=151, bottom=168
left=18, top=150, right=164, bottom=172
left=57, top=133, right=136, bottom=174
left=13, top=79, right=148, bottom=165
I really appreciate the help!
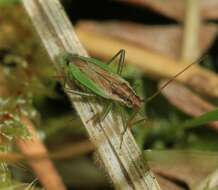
left=179, top=108, right=218, bottom=128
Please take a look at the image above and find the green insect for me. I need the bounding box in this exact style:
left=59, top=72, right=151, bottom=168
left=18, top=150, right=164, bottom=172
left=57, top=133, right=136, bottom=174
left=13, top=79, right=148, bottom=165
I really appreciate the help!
left=58, top=50, right=199, bottom=145
left=59, top=50, right=143, bottom=125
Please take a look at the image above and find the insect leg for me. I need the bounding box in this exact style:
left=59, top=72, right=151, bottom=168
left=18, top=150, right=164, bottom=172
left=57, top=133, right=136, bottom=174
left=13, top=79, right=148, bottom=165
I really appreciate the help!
left=117, top=104, right=127, bottom=127
left=106, top=49, right=125, bottom=75
left=64, top=88, right=95, bottom=97
left=53, top=72, right=95, bottom=97
left=99, top=102, right=113, bottom=122
left=86, top=102, right=113, bottom=124
left=130, top=117, right=147, bottom=126
left=120, top=109, right=139, bottom=147
left=118, top=106, right=128, bottom=148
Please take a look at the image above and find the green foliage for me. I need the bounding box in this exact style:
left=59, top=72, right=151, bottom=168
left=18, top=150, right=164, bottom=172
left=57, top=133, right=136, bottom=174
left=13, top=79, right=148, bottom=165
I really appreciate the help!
left=0, top=0, right=20, bottom=5
left=1, top=54, right=56, bottom=98
left=178, top=108, right=218, bottom=128
left=0, top=163, right=12, bottom=188
left=0, top=96, right=31, bottom=140
left=1, top=2, right=218, bottom=189
left=0, top=181, right=40, bottom=190
left=0, top=146, right=12, bottom=189
left=43, top=114, right=85, bottom=142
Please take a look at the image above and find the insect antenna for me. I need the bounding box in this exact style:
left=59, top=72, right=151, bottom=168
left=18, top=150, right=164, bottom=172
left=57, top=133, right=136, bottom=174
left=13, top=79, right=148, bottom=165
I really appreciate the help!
left=145, top=54, right=207, bottom=105
left=120, top=54, right=207, bottom=148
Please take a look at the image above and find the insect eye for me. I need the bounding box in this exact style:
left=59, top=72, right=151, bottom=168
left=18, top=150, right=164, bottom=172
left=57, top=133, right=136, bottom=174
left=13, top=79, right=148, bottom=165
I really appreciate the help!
left=124, top=96, right=130, bottom=103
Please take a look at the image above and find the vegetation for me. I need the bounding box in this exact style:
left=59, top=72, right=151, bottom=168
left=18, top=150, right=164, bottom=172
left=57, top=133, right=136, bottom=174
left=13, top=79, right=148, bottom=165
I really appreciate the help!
left=1, top=0, right=218, bottom=189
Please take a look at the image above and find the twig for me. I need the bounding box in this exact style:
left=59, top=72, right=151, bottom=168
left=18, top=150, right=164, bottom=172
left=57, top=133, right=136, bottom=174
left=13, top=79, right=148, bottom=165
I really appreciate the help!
left=17, top=139, right=94, bottom=162
left=181, top=0, right=201, bottom=62
left=22, top=0, right=161, bottom=189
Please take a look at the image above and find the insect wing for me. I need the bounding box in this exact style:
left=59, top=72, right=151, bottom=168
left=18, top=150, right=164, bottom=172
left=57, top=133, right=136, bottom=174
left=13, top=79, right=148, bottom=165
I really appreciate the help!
left=82, top=60, right=141, bottom=108
left=70, top=55, right=141, bottom=108
left=68, top=61, right=109, bottom=98
left=74, top=55, right=114, bottom=73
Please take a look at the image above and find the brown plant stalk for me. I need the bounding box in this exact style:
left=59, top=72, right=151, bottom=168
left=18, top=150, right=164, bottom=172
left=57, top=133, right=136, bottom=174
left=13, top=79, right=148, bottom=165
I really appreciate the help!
left=76, top=28, right=218, bottom=98
left=17, top=118, right=66, bottom=190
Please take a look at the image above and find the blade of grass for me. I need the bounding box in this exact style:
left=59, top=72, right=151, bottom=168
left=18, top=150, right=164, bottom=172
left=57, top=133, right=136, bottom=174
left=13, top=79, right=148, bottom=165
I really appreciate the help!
left=179, top=108, right=218, bottom=128
left=159, top=80, right=218, bottom=130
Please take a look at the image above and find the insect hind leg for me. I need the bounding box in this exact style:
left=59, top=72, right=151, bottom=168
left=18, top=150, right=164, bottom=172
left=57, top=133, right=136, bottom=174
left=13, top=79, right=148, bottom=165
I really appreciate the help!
left=106, top=49, right=125, bottom=75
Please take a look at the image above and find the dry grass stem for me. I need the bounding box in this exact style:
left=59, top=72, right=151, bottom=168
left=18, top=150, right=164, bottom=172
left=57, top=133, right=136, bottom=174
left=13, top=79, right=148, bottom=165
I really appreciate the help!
left=22, top=0, right=161, bottom=189
left=2, top=140, right=93, bottom=163
left=181, top=0, right=201, bottom=61
left=76, top=28, right=218, bottom=98
left=77, top=21, right=217, bottom=59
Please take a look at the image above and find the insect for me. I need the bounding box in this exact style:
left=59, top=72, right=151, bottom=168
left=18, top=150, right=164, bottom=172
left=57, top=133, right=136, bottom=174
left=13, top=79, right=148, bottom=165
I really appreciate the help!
left=59, top=50, right=141, bottom=106
left=58, top=50, right=199, bottom=146
left=59, top=50, right=143, bottom=121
